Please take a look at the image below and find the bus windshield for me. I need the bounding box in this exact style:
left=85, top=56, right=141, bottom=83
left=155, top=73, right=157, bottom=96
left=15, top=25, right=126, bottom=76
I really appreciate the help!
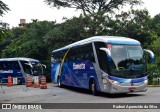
left=20, top=61, right=43, bottom=76
left=31, top=62, right=43, bottom=76
left=109, top=45, right=147, bottom=78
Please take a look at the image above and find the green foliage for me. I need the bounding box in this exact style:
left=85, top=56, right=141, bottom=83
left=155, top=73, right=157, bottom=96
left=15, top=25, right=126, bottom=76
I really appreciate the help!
left=102, top=9, right=157, bottom=47
left=147, top=14, right=160, bottom=84
left=148, top=37, right=160, bottom=84
left=0, top=0, right=10, bottom=16
left=1, top=7, right=160, bottom=83
left=0, top=0, right=10, bottom=42
left=150, top=14, right=160, bottom=37
left=148, top=60, right=160, bottom=85
left=0, top=23, right=11, bottom=57
left=44, top=15, right=94, bottom=53
left=1, top=20, right=55, bottom=60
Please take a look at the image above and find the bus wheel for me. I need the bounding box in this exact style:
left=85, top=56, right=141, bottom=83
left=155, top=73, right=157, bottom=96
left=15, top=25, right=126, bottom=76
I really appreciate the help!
left=90, top=80, right=98, bottom=96
left=57, top=77, right=62, bottom=88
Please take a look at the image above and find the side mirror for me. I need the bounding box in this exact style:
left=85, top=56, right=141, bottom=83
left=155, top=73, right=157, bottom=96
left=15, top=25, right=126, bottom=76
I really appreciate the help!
left=41, top=64, right=46, bottom=69
left=25, top=63, right=33, bottom=68
left=143, top=49, right=155, bottom=62
left=100, top=47, right=112, bottom=61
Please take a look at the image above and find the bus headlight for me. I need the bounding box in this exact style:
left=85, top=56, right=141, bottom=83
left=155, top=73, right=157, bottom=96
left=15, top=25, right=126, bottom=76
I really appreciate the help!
left=143, top=80, right=148, bottom=84
left=109, top=79, right=120, bottom=85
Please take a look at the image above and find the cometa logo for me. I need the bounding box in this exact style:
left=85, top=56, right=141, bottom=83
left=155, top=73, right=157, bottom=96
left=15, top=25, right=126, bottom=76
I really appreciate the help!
left=0, top=70, right=13, bottom=74
left=73, top=63, right=85, bottom=69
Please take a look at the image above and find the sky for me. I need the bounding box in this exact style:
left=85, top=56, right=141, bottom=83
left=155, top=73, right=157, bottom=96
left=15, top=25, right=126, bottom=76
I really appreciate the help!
left=1, top=0, right=160, bottom=28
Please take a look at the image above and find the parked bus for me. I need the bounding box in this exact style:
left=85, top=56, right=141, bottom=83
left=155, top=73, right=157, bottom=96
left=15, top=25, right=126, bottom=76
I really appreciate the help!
left=51, top=36, right=154, bottom=95
left=0, top=58, right=46, bottom=84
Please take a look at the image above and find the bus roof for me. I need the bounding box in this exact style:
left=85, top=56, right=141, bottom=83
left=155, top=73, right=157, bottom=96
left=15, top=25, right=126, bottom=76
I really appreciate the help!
left=52, top=36, right=141, bottom=53
left=0, top=57, right=40, bottom=62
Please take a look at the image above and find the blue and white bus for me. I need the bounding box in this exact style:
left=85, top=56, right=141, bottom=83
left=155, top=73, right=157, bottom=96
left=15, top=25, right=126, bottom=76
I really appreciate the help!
left=51, top=36, right=154, bottom=95
left=0, top=58, right=46, bottom=84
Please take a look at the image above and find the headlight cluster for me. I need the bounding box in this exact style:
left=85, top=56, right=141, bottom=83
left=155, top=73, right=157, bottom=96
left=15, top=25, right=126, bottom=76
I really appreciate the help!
left=143, top=80, right=148, bottom=84
left=109, top=79, right=120, bottom=85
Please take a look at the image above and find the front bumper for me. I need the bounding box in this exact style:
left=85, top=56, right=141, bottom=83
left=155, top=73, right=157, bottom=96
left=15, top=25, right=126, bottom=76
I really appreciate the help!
left=109, top=82, right=147, bottom=93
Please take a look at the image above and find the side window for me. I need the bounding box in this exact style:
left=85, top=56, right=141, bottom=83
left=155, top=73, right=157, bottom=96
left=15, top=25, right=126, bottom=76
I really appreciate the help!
left=83, top=43, right=95, bottom=62
left=52, top=50, right=66, bottom=62
left=0, top=61, right=13, bottom=69
left=94, top=42, right=109, bottom=73
left=65, top=43, right=95, bottom=62
left=66, top=48, right=75, bottom=62
left=0, top=62, right=4, bottom=69
left=12, top=61, right=21, bottom=70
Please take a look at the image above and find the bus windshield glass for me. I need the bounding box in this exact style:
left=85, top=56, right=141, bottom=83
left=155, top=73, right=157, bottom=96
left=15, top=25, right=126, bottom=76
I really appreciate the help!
left=31, top=62, right=43, bottom=76
left=109, top=45, right=147, bottom=78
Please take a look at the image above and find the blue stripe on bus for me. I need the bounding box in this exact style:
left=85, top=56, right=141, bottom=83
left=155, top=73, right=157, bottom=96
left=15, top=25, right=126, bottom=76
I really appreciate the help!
left=51, top=60, right=101, bottom=91
left=108, top=75, right=147, bottom=83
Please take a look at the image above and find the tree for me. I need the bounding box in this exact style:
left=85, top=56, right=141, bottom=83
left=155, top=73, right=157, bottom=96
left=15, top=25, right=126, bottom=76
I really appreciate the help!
left=100, top=9, right=158, bottom=47
left=0, top=0, right=10, bottom=40
left=148, top=37, right=160, bottom=84
left=150, top=14, right=160, bottom=37
left=44, top=16, right=89, bottom=52
left=0, top=0, right=10, bottom=16
left=1, top=20, right=55, bottom=60
left=44, top=0, right=142, bottom=16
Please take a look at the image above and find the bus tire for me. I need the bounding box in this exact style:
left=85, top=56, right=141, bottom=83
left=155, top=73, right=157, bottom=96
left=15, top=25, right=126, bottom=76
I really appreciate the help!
left=57, top=76, right=62, bottom=88
left=90, top=80, right=98, bottom=96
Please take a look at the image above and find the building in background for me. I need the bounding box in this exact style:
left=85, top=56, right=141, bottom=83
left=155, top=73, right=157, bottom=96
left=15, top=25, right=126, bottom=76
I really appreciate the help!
left=19, top=19, right=26, bottom=26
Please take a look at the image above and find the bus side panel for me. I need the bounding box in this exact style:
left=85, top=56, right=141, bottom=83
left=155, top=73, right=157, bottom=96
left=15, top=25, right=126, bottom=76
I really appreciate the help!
left=0, top=70, right=14, bottom=83
left=0, top=70, right=25, bottom=83
left=0, top=63, right=25, bottom=84
left=61, top=60, right=100, bottom=91
left=51, top=62, right=60, bottom=83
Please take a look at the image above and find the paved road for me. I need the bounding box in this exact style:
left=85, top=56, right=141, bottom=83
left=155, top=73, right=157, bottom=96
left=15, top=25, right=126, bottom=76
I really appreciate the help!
left=0, top=84, right=160, bottom=112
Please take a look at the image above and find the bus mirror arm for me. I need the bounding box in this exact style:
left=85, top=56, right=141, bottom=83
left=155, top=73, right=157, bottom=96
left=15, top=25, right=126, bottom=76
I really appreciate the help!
left=143, top=49, right=155, bottom=62
left=100, top=47, right=112, bottom=61
left=41, top=64, right=46, bottom=69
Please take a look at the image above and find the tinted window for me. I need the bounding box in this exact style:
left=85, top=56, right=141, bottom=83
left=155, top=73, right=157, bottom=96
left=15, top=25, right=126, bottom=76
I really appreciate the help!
left=20, top=61, right=32, bottom=74
left=0, top=61, right=13, bottom=69
left=95, top=42, right=109, bottom=73
left=110, top=45, right=146, bottom=78
left=52, top=50, right=66, bottom=62
left=12, top=61, right=21, bottom=70
left=0, top=61, right=21, bottom=70
left=52, top=43, right=95, bottom=63
left=66, top=43, right=95, bottom=62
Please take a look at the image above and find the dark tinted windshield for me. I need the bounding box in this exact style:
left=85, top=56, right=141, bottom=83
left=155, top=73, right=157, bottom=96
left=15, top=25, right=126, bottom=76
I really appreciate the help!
left=20, top=61, right=43, bottom=75
left=31, top=62, right=43, bottom=76
left=20, top=61, right=32, bottom=74
left=109, top=45, right=147, bottom=78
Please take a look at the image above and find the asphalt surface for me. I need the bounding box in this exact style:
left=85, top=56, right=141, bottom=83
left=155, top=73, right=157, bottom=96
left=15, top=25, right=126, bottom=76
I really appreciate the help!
left=0, top=84, right=160, bottom=112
